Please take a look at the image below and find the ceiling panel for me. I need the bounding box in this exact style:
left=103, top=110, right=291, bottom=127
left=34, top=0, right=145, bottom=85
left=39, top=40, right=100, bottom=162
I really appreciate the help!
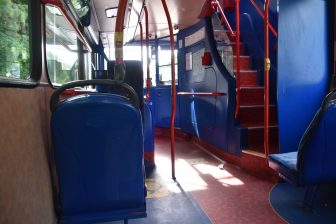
left=92, top=0, right=119, bottom=32
left=92, top=0, right=205, bottom=46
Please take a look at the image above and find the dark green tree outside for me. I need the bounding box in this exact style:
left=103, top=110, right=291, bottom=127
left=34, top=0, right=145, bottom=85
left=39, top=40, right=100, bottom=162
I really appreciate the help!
left=0, top=0, right=29, bottom=79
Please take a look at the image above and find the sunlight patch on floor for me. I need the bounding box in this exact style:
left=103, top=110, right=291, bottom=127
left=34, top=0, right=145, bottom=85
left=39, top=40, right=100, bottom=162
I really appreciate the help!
left=194, top=163, right=245, bottom=187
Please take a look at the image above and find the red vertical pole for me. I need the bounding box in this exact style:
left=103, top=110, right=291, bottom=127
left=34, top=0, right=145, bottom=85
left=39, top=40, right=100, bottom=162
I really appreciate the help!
left=114, top=0, right=128, bottom=65
left=144, top=6, right=151, bottom=102
left=161, top=0, right=176, bottom=181
left=264, top=0, right=271, bottom=160
left=234, top=0, right=241, bottom=118
left=139, top=22, right=144, bottom=67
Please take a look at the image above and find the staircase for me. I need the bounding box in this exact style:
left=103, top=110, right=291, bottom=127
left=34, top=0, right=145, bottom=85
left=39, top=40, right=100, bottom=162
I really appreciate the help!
left=226, top=31, right=279, bottom=155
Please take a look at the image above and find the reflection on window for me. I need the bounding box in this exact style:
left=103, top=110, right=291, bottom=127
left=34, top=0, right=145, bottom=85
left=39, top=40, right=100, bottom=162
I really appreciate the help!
left=0, top=0, right=30, bottom=80
left=71, top=0, right=90, bottom=18
left=45, top=5, right=79, bottom=84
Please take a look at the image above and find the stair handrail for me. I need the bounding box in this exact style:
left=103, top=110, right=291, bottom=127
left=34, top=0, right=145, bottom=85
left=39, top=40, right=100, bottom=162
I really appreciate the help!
left=210, top=0, right=241, bottom=119
left=210, top=1, right=235, bottom=37
left=248, top=0, right=277, bottom=37
left=264, top=0, right=271, bottom=160
left=210, top=0, right=275, bottom=159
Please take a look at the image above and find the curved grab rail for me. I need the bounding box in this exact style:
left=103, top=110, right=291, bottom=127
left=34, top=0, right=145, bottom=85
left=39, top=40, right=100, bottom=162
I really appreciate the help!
left=114, top=0, right=128, bottom=82
left=50, top=80, right=140, bottom=112
left=161, top=0, right=177, bottom=181
left=144, top=6, right=151, bottom=102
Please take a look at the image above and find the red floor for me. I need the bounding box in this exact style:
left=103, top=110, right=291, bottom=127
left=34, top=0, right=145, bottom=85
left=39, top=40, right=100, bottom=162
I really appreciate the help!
left=153, top=133, right=286, bottom=224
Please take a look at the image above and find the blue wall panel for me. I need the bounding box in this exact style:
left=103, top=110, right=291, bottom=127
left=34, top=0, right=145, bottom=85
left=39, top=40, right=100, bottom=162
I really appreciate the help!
left=177, top=20, right=241, bottom=154
left=150, top=86, right=180, bottom=128
left=277, top=0, right=330, bottom=153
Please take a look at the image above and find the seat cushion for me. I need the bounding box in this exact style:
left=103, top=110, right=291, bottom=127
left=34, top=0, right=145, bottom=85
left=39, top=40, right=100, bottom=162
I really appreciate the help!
left=269, top=152, right=299, bottom=185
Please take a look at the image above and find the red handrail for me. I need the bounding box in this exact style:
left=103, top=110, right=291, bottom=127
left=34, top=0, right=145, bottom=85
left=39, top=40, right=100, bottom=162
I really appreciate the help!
left=40, top=0, right=92, bottom=52
left=234, top=0, right=241, bottom=119
left=161, top=0, right=177, bottom=181
left=249, top=0, right=278, bottom=37
left=177, top=92, right=226, bottom=97
left=139, top=22, right=144, bottom=68
left=210, top=1, right=235, bottom=37
left=144, top=6, right=151, bottom=102
left=114, top=0, right=128, bottom=65
left=264, top=0, right=271, bottom=160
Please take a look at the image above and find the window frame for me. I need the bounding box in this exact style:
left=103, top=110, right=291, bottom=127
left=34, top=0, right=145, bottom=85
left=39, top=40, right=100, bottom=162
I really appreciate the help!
left=0, top=0, right=42, bottom=88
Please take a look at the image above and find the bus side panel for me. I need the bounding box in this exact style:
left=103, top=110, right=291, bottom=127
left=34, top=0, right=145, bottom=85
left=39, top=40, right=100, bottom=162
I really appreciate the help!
left=0, top=87, right=55, bottom=224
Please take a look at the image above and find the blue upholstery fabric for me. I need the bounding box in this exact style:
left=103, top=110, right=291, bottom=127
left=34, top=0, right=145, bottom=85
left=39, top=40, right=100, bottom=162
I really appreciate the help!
left=269, top=152, right=299, bottom=185
left=51, top=93, right=146, bottom=221
left=269, top=91, right=336, bottom=186
left=298, top=101, right=336, bottom=185
left=269, top=152, right=298, bottom=171
left=144, top=102, right=154, bottom=153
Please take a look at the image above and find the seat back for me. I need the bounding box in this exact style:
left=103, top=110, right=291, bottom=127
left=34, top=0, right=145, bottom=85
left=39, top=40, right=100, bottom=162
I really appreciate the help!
left=51, top=93, right=145, bottom=217
left=107, top=60, right=144, bottom=111
left=297, top=91, right=336, bottom=185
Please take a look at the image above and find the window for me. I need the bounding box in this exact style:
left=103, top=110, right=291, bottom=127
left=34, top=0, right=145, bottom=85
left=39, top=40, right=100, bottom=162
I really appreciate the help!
left=45, top=5, right=80, bottom=85
left=158, top=48, right=178, bottom=85
left=0, top=0, right=30, bottom=80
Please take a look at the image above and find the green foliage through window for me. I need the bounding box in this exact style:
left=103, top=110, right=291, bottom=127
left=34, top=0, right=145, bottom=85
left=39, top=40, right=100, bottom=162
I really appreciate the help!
left=0, top=0, right=30, bottom=80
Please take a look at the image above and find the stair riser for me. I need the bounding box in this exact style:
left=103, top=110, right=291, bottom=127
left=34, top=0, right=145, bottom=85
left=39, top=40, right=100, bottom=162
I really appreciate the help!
left=231, top=43, right=244, bottom=56
left=240, top=88, right=264, bottom=106
left=238, top=71, right=258, bottom=87
left=239, top=107, right=277, bottom=127
left=233, top=57, right=250, bottom=70
left=248, top=128, right=278, bottom=149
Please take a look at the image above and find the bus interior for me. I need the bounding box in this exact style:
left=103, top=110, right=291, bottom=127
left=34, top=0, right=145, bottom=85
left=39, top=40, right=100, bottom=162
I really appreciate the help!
left=1, top=0, right=336, bottom=223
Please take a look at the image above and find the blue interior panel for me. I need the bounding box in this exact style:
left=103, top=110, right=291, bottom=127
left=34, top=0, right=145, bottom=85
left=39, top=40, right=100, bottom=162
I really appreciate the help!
left=150, top=86, right=180, bottom=128
left=144, top=102, right=154, bottom=152
left=177, top=20, right=240, bottom=154
left=277, top=0, right=329, bottom=153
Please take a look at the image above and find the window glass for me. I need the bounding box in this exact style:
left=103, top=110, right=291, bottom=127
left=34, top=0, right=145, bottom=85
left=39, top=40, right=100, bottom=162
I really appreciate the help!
left=158, top=48, right=178, bottom=85
left=0, top=0, right=30, bottom=80
left=45, top=5, right=79, bottom=85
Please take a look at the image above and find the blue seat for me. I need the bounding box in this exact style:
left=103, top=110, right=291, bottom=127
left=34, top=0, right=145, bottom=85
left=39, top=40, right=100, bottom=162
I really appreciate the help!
left=269, top=91, right=336, bottom=186
left=144, top=102, right=154, bottom=153
left=96, top=61, right=155, bottom=161
left=50, top=80, right=146, bottom=223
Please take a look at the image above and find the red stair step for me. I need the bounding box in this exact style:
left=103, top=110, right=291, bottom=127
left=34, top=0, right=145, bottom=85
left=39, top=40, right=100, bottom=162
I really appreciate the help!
left=233, top=56, right=250, bottom=70
left=247, top=126, right=279, bottom=154
left=238, top=105, right=277, bottom=127
left=240, top=87, right=264, bottom=106
left=245, top=144, right=279, bottom=154
left=236, top=70, right=258, bottom=87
